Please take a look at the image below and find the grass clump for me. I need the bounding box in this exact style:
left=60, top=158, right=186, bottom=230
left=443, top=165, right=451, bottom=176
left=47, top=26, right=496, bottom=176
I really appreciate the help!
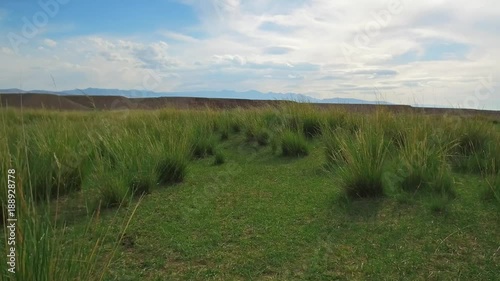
left=481, top=173, right=500, bottom=206
left=323, top=128, right=349, bottom=167
left=215, top=113, right=232, bottom=141
left=451, top=120, right=498, bottom=174
left=231, top=121, right=241, bottom=133
left=95, top=139, right=117, bottom=168
left=456, top=121, right=491, bottom=156
left=281, top=131, right=309, bottom=157
left=256, top=129, right=271, bottom=146
left=302, top=116, right=323, bottom=139
left=397, top=135, right=455, bottom=197
left=26, top=161, right=83, bottom=203
left=220, top=129, right=230, bottom=141
left=213, top=152, right=226, bottom=166
left=244, top=121, right=260, bottom=142
left=97, top=178, right=130, bottom=208
left=129, top=175, right=153, bottom=197
left=27, top=156, right=84, bottom=202
left=243, top=115, right=271, bottom=146
left=336, top=130, right=388, bottom=199
left=191, top=135, right=217, bottom=159
left=156, top=156, right=188, bottom=186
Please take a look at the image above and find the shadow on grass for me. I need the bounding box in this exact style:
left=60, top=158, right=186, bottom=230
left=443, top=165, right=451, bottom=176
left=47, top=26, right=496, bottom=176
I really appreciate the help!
left=330, top=193, right=385, bottom=222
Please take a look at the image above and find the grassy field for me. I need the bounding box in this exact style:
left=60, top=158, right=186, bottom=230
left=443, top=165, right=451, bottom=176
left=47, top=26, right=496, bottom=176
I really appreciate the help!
left=1, top=103, right=500, bottom=280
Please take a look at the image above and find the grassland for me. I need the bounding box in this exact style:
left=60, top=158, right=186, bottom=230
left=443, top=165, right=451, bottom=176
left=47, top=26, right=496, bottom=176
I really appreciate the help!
left=1, top=103, right=499, bottom=280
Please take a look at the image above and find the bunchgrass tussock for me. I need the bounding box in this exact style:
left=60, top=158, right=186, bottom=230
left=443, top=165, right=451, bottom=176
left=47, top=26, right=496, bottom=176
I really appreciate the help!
left=244, top=122, right=259, bottom=142
left=191, top=134, right=217, bottom=159
left=95, top=138, right=118, bottom=168
left=450, top=119, right=498, bottom=174
left=481, top=172, right=500, bottom=207
left=156, top=156, right=188, bottom=186
left=323, top=128, right=349, bottom=167
left=244, top=114, right=269, bottom=145
left=328, top=112, right=360, bottom=134
left=231, top=121, right=241, bottom=133
left=213, top=151, right=226, bottom=165
left=336, top=129, right=388, bottom=199
left=456, top=120, right=492, bottom=156
left=397, top=134, right=455, bottom=197
left=23, top=129, right=86, bottom=202
left=98, top=178, right=130, bottom=208
left=386, top=125, right=407, bottom=149
left=262, top=111, right=282, bottom=129
left=220, top=129, right=230, bottom=141
left=326, top=112, right=347, bottom=130
left=302, top=116, right=323, bottom=139
left=281, top=130, right=309, bottom=157
left=256, top=129, right=271, bottom=146
left=129, top=176, right=152, bottom=197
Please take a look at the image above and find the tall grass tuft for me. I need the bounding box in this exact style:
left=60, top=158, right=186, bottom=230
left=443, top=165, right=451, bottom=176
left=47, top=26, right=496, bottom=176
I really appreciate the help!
left=191, top=126, right=217, bottom=159
left=191, top=136, right=217, bottom=158
left=156, top=155, right=188, bottom=186
left=256, top=129, right=271, bottom=146
left=302, top=115, right=323, bottom=139
left=336, top=129, right=388, bottom=199
left=397, top=133, right=455, bottom=197
left=129, top=175, right=153, bottom=197
left=94, top=176, right=130, bottom=208
left=323, top=127, right=349, bottom=167
left=213, top=151, right=226, bottom=166
left=20, top=122, right=87, bottom=202
left=482, top=172, right=500, bottom=207
left=451, top=119, right=498, bottom=174
left=281, top=130, right=309, bottom=157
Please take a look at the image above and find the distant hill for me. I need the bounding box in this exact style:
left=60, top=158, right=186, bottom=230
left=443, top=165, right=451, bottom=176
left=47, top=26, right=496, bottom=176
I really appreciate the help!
left=0, top=88, right=391, bottom=105
left=0, top=88, right=26, bottom=93
left=2, top=93, right=500, bottom=122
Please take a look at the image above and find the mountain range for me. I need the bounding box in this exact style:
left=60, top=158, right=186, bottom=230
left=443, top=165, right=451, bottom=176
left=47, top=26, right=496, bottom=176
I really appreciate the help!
left=0, top=88, right=391, bottom=105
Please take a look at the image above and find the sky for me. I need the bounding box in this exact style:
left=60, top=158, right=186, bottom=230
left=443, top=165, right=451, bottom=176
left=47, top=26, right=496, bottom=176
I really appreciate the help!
left=0, top=0, right=499, bottom=109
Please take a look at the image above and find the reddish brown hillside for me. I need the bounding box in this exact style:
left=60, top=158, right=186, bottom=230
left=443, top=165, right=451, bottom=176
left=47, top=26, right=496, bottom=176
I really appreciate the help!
left=1, top=93, right=499, bottom=120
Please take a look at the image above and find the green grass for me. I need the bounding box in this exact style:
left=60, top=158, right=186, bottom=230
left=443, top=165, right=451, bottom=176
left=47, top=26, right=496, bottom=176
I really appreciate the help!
left=281, top=130, right=309, bottom=157
left=302, top=115, right=323, bottom=139
left=191, top=134, right=217, bottom=159
left=335, top=128, right=389, bottom=199
left=213, top=151, right=225, bottom=166
left=256, top=129, right=271, bottom=146
left=450, top=119, right=500, bottom=174
left=396, top=132, right=456, bottom=197
left=156, top=156, right=188, bottom=186
left=1, top=105, right=500, bottom=280
left=482, top=172, right=500, bottom=206
left=323, top=127, right=349, bottom=167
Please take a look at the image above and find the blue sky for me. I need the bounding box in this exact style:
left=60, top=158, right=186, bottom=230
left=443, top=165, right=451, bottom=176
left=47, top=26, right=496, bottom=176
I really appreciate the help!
left=0, top=0, right=498, bottom=109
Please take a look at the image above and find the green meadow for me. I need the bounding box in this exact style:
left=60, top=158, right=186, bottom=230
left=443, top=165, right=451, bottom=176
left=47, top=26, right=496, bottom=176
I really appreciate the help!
left=1, top=104, right=499, bottom=280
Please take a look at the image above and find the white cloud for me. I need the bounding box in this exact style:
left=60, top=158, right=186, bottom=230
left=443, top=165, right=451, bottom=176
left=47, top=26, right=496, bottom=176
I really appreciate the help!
left=43, top=39, right=57, bottom=48
left=169, top=0, right=499, bottom=108
left=0, top=0, right=499, bottom=109
left=160, top=31, right=200, bottom=43
left=211, top=54, right=247, bottom=66
left=0, top=47, right=13, bottom=55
